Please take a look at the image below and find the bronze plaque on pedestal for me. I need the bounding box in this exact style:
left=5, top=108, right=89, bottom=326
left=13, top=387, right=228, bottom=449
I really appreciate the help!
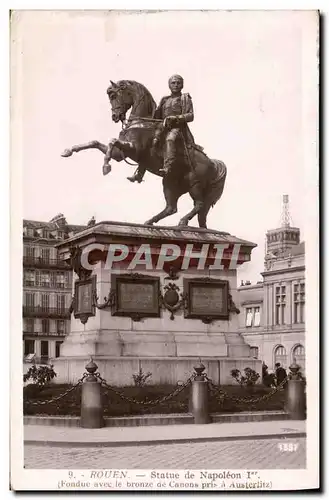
left=184, top=278, right=229, bottom=321
left=111, top=273, right=160, bottom=320
left=73, top=275, right=96, bottom=324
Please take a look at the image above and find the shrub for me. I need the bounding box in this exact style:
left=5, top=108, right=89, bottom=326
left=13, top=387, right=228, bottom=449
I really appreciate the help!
left=231, top=368, right=244, bottom=386
left=23, top=364, right=57, bottom=387
left=230, top=367, right=260, bottom=387
left=24, top=383, right=44, bottom=400
left=132, top=367, right=152, bottom=387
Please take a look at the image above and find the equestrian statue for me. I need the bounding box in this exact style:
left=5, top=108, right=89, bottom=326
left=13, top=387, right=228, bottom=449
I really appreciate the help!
left=61, top=75, right=227, bottom=228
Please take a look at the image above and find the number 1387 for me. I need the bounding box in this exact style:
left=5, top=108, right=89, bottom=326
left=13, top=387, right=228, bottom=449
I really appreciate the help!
left=278, top=443, right=299, bottom=452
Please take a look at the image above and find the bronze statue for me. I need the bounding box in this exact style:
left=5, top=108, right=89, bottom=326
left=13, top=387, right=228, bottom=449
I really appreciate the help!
left=127, top=74, right=194, bottom=183
left=61, top=78, right=227, bottom=228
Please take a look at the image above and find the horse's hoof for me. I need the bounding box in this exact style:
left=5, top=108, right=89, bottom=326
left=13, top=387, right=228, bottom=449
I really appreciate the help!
left=144, top=220, right=154, bottom=226
left=178, top=219, right=189, bottom=227
left=61, top=149, right=72, bottom=157
left=103, top=164, right=112, bottom=176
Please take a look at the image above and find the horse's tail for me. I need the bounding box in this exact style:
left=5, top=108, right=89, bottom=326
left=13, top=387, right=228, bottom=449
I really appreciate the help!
left=196, top=159, right=227, bottom=228
left=206, top=159, right=227, bottom=207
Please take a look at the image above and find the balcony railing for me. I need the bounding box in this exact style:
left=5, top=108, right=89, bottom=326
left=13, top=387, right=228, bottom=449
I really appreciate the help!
left=23, top=330, right=66, bottom=337
left=23, top=281, right=72, bottom=289
left=23, top=256, right=71, bottom=269
left=23, top=306, right=71, bottom=319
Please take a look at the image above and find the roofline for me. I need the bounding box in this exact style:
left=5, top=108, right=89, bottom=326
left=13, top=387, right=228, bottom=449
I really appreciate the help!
left=261, top=265, right=305, bottom=277
left=266, top=227, right=300, bottom=233
left=238, top=283, right=264, bottom=290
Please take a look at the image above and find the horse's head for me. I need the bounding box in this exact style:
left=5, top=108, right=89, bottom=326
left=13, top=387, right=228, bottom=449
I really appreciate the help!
left=107, top=80, right=156, bottom=122
left=107, top=80, right=133, bottom=123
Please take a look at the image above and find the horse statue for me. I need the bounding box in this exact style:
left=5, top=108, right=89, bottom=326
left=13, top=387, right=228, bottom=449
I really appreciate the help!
left=61, top=80, right=227, bottom=228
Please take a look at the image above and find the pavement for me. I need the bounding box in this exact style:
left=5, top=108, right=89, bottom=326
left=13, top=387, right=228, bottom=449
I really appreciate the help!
left=25, top=437, right=307, bottom=469
left=24, top=420, right=306, bottom=447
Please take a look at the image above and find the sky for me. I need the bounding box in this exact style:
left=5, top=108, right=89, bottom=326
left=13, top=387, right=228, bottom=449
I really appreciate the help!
left=12, top=10, right=318, bottom=281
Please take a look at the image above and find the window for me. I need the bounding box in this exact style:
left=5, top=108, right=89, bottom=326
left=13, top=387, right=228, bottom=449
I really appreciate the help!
left=246, top=308, right=253, bottom=327
left=56, top=272, right=66, bottom=288
left=293, top=282, right=305, bottom=323
left=41, top=272, right=50, bottom=287
left=24, top=339, right=35, bottom=356
left=250, top=346, right=259, bottom=359
left=56, top=294, right=66, bottom=312
left=254, top=307, right=260, bottom=327
left=24, top=318, right=34, bottom=333
left=41, top=294, right=50, bottom=311
left=55, top=341, right=63, bottom=358
left=25, top=292, right=35, bottom=307
left=24, top=270, right=35, bottom=286
left=41, top=319, right=50, bottom=333
left=275, top=285, right=286, bottom=325
left=26, top=246, right=35, bottom=258
left=40, top=340, right=49, bottom=361
left=274, top=345, right=287, bottom=368
left=41, top=248, right=50, bottom=262
left=56, top=320, right=65, bottom=334
left=245, top=306, right=261, bottom=327
left=292, top=344, right=305, bottom=372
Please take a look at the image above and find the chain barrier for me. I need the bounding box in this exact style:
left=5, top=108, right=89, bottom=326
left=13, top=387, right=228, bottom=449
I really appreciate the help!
left=205, top=374, right=288, bottom=406
left=24, top=374, right=88, bottom=406
left=95, top=372, right=195, bottom=408
left=24, top=369, right=289, bottom=411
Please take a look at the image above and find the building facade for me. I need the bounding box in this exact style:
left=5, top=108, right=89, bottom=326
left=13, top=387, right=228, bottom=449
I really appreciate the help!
left=238, top=197, right=305, bottom=373
left=23, top=214, right=87, bottom=365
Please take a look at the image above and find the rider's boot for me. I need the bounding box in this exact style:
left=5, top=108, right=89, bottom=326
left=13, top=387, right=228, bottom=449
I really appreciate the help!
left=159, top=140, right=175, bottom=176
left=127, top=166, right=145, bottom=183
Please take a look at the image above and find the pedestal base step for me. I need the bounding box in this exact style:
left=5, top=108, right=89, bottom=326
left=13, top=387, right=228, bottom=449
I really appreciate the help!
left=52, top=356, right=263, bottom=386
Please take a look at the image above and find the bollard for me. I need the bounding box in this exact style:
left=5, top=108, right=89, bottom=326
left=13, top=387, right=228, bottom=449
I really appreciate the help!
left=191, top=362, right=211, bottom=424
left=286, top=361, right=306, bottom=420
left=80, top=358, right=104, bottom=428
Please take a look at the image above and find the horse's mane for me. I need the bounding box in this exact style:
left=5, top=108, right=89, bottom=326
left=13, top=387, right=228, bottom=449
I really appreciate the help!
left=117, top=80, right=156, bottom=117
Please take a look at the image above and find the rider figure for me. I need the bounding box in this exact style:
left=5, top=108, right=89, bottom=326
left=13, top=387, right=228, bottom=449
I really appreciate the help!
left=127, top=74, right=194, bottom=183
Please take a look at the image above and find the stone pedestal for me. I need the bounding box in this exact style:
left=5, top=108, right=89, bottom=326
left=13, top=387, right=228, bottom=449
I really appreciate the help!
left=52, top=221, right=262, bottom=386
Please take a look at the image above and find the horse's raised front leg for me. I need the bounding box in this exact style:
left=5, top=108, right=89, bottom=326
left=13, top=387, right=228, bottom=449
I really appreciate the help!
left=103, top=139, right=138, bottom=175
left=61, top=140, right=107, bottom=158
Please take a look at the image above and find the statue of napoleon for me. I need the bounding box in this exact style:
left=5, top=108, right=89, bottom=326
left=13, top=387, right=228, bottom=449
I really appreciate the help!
left=127, top=75, right=195, bottom=183
left=61, top=75, right=227, bottom=228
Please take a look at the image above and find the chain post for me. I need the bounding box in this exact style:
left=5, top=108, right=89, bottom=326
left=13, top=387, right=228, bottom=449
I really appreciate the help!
left=191, top=361, right=210, bottom=424
left=80, top=358, right=104, bottom=428
left=286, top=360, right=306, bottom=420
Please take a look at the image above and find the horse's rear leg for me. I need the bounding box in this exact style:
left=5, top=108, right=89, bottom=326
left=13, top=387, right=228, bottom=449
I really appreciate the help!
left=197, top=203, right=211, bottom=229
left=144, top=186, right=179, bottom=225
left=178, top=182, right=204, bottom=227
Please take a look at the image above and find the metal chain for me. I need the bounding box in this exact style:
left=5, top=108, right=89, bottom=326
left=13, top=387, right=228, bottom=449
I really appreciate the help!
left=205, top=375, right=288, bottom=405
left=95, top=372, right=195, bottom=408
left=24, top=374, right=87, bottom=406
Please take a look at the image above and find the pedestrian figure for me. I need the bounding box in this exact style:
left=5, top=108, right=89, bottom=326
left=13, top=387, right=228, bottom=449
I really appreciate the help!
left=275, top=362, right=287, bottom=387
